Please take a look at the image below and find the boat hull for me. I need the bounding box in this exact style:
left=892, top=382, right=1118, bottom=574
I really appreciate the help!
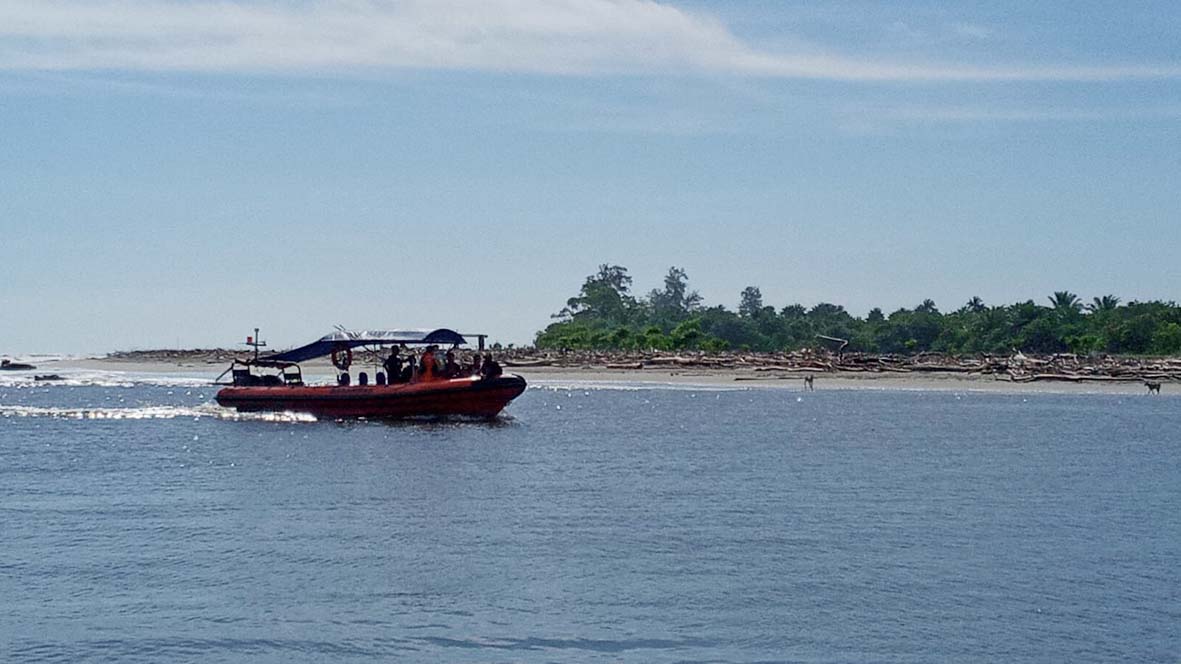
left=215, top=374, right=526, bottom=419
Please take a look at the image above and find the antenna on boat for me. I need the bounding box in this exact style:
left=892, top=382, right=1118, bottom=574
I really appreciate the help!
left=245, top=327, right=267, bottom=361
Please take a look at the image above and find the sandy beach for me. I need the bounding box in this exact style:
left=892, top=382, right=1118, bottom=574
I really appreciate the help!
left=22, top=354, right=1170, bottom=396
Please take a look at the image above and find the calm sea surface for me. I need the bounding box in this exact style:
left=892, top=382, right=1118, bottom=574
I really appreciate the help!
left=1, top=374, right=1178, bottom=663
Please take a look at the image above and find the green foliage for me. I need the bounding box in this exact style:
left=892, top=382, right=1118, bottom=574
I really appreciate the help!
left=1152, top=322, right=1181, bottom=354
left=534, top=267, right=1181, bottom=357
left=1088, top=295, right=1121, bottom=313
left=738, top=287, right=763, bottom=318
left=1048, top=291, right=1083, bottom=314
left=648, top=266, right=702, bottom=326
left=557, top=264, right=637, bottom=327
left=700, top=338, right=730, bottom=352
left=670, top=318, right=704, bottom=349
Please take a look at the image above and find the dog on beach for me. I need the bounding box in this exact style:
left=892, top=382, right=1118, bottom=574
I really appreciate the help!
left=1145, top=380, right=1161, bottom=394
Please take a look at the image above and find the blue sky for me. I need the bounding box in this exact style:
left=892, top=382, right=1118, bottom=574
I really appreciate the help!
left=1, top=1, right=1178, bottom=354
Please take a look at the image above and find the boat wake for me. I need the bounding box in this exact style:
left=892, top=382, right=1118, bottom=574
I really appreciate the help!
left=0, top=403, right=317, bottom=423
left=0, top=371, right=218, bottom=389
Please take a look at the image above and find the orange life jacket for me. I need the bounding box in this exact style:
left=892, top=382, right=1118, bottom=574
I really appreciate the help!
left=420, top=351, right=436, bottom=381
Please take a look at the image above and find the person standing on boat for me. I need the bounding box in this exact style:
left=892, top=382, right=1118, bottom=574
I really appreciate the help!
left=383, top=347, right=403, bottom=383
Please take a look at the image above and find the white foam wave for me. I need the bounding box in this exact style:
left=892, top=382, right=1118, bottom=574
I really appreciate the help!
left=0, top=403, right=317, bottom=422
left=0, top=370, right=218, bottom=389
left=1, top=352, right=99, bottom=363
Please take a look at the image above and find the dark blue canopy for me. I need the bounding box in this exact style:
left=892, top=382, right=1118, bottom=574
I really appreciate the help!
left=264, top=329, right=467, bottom=364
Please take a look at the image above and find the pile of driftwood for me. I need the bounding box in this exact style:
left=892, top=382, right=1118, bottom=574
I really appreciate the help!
left=497, top=348, right=1181, bottom=384
left=106, top=349, right=242, bottom=364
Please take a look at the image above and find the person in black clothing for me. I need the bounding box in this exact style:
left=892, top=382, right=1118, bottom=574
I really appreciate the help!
left=444, top=349, right=460, bottom=377
left=481, top=354, right=502, bottom=378
left=383, top=347, right=403, bottom=383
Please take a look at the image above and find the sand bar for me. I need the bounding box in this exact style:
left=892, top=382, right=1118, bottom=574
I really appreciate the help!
left=18, top=355, right=1172, bottom=396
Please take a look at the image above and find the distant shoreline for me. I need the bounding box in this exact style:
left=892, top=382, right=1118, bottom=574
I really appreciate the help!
left=27, top=349, right=1177, bottom=396
left=96, top=347, right=1181, bottom=381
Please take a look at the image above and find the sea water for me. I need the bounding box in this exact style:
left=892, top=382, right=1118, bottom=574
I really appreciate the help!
left=1, top=373, right=1178, bottom=663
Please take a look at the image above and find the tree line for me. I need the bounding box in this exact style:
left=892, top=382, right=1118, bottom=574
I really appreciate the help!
left=534, top=264, right=1181, bottom=356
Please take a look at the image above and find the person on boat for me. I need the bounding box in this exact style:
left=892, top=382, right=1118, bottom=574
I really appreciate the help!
left=469, top=353, right=483, bottom=376
left=481, top=354, right=502, bottom=379
left=383, top=347, right=403, bottom=383
left=419, top=346, right=438, bottom=381
left=402, top=352, right=417, bottom=383
left=444, top=349, right=460, bottom=378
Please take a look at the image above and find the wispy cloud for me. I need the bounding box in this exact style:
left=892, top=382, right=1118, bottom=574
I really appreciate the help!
left=0, top=0, right=1178, bottom=82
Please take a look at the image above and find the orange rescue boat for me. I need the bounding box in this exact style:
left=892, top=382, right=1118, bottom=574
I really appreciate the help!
left=214, top=328, right=525, bottom=419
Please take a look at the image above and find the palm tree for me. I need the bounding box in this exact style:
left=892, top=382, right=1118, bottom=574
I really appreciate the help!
left=963, top=296, right=986, bottom=314
left=1048, top=291, right=1082, bottom=313
left=1086, top=295, right=1121, bottom=313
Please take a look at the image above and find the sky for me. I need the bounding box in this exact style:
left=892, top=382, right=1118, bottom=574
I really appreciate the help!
left=1, top=0, right=1179, bottom=354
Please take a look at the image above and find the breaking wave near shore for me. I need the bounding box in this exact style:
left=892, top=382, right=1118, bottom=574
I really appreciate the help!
left=0, top=369, right=216, bottom=389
